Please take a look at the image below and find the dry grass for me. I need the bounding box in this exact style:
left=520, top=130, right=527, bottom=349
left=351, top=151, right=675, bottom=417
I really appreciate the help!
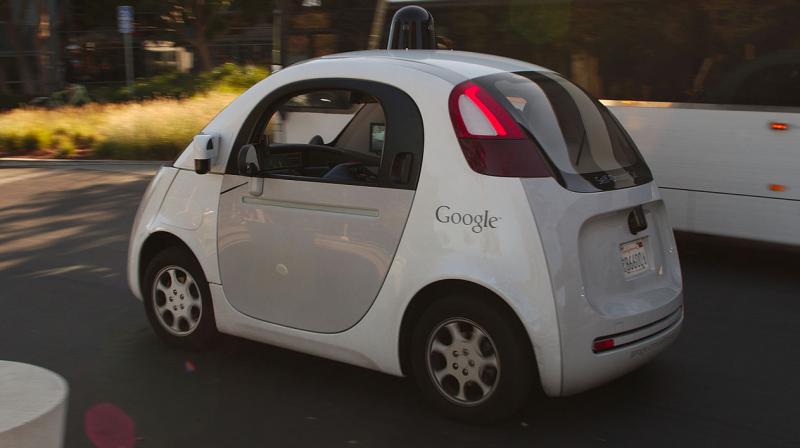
left=0, top=92, right=238, bottom=160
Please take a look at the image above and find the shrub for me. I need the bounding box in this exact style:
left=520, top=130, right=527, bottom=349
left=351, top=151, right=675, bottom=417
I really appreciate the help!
left=21, top=133, right=41, bottom=151
left=87, top=63, right=268, bottom=103
left=71, top=132, right=96, bottom=148
left=200, top=63, right=269, bottom=93
left=90, top=93, right=234, bottom=159
left=0, top=90, right=237, bottom=160
left=94, top=139, right=184, bottom=160
left=0, top=134, right=21, bottom=153
left=0, top=130, right=50, bottom=155
left=53, top=135, right=76, bottom=158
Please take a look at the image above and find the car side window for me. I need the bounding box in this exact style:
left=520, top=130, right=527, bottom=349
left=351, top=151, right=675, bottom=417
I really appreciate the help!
left=230, top=78, right=424, bottom=190
left=253, top=89, right=386, bottom=185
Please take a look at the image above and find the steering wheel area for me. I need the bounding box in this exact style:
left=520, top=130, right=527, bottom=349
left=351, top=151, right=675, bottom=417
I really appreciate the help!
left=323, top=162, right=378, bottom=183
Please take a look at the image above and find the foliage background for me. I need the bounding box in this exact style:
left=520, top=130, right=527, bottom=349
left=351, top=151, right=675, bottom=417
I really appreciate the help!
left=0, top=64, right=265, bottom=160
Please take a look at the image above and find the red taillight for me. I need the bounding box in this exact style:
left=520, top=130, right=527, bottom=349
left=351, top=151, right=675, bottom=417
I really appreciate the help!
left=450, top=82, right=523, bottom=139
left=592, top=338, right=615, bottom=353
left=448, top=81, right=551, bottom=177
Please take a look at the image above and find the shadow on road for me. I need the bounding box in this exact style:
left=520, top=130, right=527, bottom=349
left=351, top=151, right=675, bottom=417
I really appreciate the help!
left=0, top=171, right=148, bottom=287
left=0, top=170, right=798, bottom=447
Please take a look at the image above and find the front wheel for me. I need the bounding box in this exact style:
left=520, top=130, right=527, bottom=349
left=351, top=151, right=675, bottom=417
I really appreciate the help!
left=143, top=246, right=218, bottom=349
left=411, top=293, right=534, bottom=423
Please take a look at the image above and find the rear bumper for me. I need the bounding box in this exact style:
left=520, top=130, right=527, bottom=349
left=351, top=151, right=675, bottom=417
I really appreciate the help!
left=593, top=305, right=682, bottom=352
left=559, top=300, right=683, bottom=396
left=520, top=179, right=684, bottom=396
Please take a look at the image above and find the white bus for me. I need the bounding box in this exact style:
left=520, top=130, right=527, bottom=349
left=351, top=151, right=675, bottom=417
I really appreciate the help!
left=605, top=100, right=799, bottom=246
left=281, top=0, right=800, bottom=245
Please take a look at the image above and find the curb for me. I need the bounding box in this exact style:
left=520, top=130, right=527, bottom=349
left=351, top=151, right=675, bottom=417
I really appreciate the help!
left=0, top=158, right=169, bottom=169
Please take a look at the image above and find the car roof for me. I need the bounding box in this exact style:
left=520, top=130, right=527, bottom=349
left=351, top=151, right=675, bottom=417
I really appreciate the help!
left=314, top=50, right=552, bottom=84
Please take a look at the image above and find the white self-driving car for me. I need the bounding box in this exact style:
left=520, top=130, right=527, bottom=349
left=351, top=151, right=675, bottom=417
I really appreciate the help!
left=128, top=50, right=683, bottom=422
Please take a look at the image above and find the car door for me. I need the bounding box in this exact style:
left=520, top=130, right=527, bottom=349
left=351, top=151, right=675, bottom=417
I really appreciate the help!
left=217, top=78, right=424, bottom=333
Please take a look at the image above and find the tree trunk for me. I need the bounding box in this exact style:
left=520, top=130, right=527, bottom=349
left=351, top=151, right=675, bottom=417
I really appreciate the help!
left=193, top=32, right=213, bottom=71
left=192, top=0, right=213, bottom=71
left=2, top=2, right=37, bottom=95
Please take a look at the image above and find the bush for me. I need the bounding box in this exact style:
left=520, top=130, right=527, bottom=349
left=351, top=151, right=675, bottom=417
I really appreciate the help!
left=71, top=132, right=96, bottom=148
left=0, top=134, right=20, bottom=153
left=21, top=132, right=41, bottom=151
left=94, top=139, right=183, bottom=160
left=89, top=94, right=234, bottom=160
left=52, top=135, right=76, bottom=158
left=0, top=71, right=244, bottom=159
left=87, top=63, right=268, bottom=103
left=199, top=63, right=269, bottom=93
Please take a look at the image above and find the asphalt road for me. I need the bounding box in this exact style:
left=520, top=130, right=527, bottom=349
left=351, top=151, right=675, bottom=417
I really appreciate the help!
left=0, top=166, right=798, bottom=447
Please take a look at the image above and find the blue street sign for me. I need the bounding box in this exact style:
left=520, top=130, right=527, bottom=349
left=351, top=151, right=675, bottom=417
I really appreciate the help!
left=117, top=6, right=133, bottom=34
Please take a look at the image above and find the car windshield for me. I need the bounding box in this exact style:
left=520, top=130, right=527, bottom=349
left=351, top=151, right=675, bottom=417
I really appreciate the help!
left=475, top=71, right=652, bottom=191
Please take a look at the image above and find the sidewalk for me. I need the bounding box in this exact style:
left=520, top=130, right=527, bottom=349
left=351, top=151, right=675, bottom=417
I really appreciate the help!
left=0, top=158, right=167, bottom=175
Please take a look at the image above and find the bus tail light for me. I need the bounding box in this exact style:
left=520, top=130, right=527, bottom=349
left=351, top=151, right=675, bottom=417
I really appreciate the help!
left=448, top=81, right=552, bottom=178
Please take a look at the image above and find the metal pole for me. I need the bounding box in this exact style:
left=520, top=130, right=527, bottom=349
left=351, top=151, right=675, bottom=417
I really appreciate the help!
left=123, top=31, right=134, bottom=87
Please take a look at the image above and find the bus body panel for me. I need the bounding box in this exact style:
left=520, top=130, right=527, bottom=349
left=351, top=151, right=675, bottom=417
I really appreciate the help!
left=609, top=104, right=800, bottom=245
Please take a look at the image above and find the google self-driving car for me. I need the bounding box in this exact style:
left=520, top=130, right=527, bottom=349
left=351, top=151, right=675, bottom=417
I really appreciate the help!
left=128, top=15, right=683, bottom=421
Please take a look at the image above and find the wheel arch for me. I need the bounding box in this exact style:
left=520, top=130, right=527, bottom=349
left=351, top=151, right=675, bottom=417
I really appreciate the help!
left=138, top=231, right=198, bottom=292
left=398, top=279, right=536, bottom=378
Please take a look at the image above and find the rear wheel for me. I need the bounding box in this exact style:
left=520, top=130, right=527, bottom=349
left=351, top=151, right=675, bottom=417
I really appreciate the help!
left=143, top=246, right=218, bottom=349
left=411, top=292, right=534, bottom=423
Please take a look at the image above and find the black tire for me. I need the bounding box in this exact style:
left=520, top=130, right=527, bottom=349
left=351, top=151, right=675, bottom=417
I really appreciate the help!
left=143, top=246, right=218, bottom=349
left=410, top=292, right=534, bottom=423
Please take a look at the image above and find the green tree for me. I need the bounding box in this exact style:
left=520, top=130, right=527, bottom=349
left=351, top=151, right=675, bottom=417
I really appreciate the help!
left=157, top=0, right=232, bottom=71
left=144, top=0, right=272, bottom=71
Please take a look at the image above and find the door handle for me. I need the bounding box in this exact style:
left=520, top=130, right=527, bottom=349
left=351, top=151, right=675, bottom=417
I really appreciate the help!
left=249, top=177, right=264, bottom=196
left=391, top=152, right=414, bottom=185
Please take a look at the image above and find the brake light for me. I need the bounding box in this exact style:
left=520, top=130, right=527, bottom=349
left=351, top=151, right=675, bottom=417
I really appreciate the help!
left=448, top=81, right=551, bottom=177
left=451, top=82, right=523, bottom=138
left=592, top=338, right=615, bottom=353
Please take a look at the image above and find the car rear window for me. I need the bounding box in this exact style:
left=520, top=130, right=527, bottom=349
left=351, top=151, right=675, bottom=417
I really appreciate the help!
left=475, top=71, right=653, bottom=192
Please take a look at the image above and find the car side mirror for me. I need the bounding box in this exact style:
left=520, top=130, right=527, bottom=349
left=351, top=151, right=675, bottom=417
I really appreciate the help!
left=193, top=133, right=220, bottom=174
left=237, top=144, right=265, bottom=196
left=237, top=144, right=262, bottom=177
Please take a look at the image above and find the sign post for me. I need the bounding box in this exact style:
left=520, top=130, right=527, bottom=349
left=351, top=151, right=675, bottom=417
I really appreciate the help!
left=117, top=6, right=134, bottom=87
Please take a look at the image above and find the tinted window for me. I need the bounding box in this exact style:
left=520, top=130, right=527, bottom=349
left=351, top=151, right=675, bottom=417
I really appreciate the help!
left=476, top=71, right=652, bottom=191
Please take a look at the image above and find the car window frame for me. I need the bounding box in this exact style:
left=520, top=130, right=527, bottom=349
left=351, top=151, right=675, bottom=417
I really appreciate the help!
left=227, top=78, right=425, bottom=190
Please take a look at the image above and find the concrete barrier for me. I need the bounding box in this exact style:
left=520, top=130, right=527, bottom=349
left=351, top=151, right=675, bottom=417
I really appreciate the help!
left=0, top=361, right=68, bottom=448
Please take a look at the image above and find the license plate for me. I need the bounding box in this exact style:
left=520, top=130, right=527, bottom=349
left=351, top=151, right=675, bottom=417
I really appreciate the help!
left=620, top=237, right=649, bottom=279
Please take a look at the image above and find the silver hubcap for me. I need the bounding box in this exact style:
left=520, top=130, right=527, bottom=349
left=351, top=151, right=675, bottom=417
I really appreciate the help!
left=151, top=266, right=202, bottom=336
left=426, top=318, right=500, bottom=406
